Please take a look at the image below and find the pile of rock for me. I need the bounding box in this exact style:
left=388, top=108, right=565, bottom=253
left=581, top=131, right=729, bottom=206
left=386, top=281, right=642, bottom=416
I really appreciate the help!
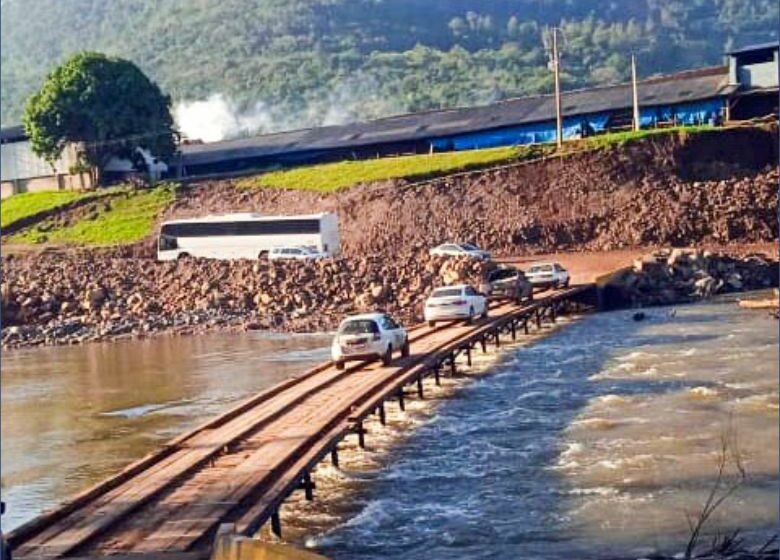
left=606, top=248, right=777, bottom=307
left=1, top=252, right=495, bottom=348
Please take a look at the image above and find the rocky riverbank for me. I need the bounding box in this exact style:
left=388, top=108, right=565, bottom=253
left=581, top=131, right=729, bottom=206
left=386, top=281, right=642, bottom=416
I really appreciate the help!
left=604, top=248, right=778, bottom=308
left=1, top=252, right=492, bottom=348
left=2, top=247, right=777, bottom=349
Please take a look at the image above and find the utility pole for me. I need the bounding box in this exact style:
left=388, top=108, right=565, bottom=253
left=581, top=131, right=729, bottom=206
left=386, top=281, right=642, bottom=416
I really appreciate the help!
left=631, top=53, right=640, bottom=131
left=551, top=28, right=563, bottom=148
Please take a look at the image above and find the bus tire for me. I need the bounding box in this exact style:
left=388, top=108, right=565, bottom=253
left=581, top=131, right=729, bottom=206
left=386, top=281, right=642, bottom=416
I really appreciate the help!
left=177, top=252, right=191, bottom=261
left=258, top=250, right=269, bottom=260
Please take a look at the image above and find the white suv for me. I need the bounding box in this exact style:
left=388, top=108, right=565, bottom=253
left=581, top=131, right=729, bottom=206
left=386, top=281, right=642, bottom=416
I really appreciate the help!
left=424, top=284, right=488, bottom=326
left=268, top=246, right=326, bottom=260
left=525, top=262, right=570, bottom=289
left=429, top=243, right=491, bottom=260
left=332, top=313, right=409, bottom=370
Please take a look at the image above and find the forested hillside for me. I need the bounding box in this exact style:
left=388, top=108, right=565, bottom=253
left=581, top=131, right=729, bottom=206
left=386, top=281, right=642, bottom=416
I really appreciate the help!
left=1, top=0, right=777, bottom=133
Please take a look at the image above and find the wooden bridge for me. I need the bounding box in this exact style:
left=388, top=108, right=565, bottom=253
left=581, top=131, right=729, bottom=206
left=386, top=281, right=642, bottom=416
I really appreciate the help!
left=8, top=285, right=596, bottom=559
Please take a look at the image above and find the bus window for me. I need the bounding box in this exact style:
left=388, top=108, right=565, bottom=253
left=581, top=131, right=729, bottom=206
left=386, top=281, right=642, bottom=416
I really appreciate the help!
left=159, top=235, right=178, bottom=251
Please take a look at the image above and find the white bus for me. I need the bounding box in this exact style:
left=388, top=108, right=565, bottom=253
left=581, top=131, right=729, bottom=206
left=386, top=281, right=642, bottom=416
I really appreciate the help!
left=157, top=212, right=340, bottom=261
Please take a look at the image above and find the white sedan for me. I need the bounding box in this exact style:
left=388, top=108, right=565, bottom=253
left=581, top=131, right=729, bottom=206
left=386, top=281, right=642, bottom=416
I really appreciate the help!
left=424, top=284, right=488, bottom=326
left=429, top=243, right=491, bottom=260
left=525, top=262, right=570, bottom=288
left=331, top=313, right=409, bottom=370
left=268, top=246, right=327, bottom=260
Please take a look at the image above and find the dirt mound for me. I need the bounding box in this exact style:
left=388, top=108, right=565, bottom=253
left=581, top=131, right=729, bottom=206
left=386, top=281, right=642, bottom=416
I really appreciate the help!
left=164, top=126, right=777, bottom=258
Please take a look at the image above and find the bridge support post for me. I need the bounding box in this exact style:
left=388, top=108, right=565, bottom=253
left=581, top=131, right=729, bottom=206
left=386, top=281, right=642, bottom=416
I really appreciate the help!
left=398, top=389, right=406, bottom=411
left=434, top=366, right=441, bottom=386
left=551, top=303, right=557, bottom=323
left=536, top=308, right=542, bottom=329
left=331, top=448, right=340, bottom=468
left=378, top=402, right=386, bottom=425
left=494, top=331, right=500, bottom=348
left=271, top=509, right=282, bottom=538
left=524, top=318, right=529, bottom=335
left=417, top=374, right=424, bottom=398
left=480, top=338, right=487, bottom=353
left=466, top=346, right=472, bottom=366
left=300, top=471, right=315, bottom=501
left=450, top=353, right=457, bottom=375
left=355, top=421, right=366, bottom=449
left=511, top=321, right=517, bottom=341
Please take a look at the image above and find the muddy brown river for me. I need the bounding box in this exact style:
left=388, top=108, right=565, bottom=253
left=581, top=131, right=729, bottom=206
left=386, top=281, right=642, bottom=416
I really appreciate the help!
left=0, top=331, right=332, bottom=531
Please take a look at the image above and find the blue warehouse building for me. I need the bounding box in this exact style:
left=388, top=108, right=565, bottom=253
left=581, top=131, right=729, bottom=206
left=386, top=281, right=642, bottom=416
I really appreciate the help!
left=178, top=39, right=779, bottom=180
left=177, top=65, right=740, bottom=179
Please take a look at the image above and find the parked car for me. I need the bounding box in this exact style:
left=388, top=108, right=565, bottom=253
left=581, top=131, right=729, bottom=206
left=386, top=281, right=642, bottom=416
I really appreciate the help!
left=525, top=262, right=570, bottom=288
left=429, top=243, right=491, bottom=260
left=332, top=313, right=409, bottom=370
left=268, top=246, right=327, bottom=260
left=485, top=266, right=534, bottom=303
left=424, top=284, right=488, bottom=326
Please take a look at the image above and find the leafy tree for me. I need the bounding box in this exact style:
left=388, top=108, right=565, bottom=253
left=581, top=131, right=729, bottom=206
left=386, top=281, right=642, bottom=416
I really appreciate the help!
left=22, top=52, right=176, bottom=185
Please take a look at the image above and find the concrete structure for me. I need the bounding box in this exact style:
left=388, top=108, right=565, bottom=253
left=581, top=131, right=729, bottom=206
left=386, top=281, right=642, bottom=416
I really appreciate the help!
left=727, top=41, right=779, bottom=120
left=0, top=126, right=94, bottom=199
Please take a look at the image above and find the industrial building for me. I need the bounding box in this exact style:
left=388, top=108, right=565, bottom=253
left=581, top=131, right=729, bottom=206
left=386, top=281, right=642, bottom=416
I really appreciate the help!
left=1, top=42, right=777, bottom=195
left=176, top=41, right=778, bottom=178
left=0, top=126, right=94, bottom=198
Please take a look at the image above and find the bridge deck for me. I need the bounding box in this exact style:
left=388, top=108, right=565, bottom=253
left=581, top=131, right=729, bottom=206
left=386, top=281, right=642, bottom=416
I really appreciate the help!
left=9, top=286, right=593, bottom=558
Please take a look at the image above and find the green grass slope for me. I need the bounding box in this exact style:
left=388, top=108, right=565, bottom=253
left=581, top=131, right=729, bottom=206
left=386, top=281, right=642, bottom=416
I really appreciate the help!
left=239, top=126, right=715, bottom=192
left=1, top=190, right=104, bottom=229
left=240, top=145, right=552, bottom=191
left=9, top=185, right=177, bottom=246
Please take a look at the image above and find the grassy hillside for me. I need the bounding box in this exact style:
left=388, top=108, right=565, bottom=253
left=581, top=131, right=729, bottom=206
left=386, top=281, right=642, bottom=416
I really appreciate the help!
left=0, top=191, right=108, bottom=229
left=2, top=0, right=777, bottom=129
left=241, top=145, right=553, bottom=191
left=8, top=186, right=177, bottom=246
left=242, top=126, right=714, bottom=191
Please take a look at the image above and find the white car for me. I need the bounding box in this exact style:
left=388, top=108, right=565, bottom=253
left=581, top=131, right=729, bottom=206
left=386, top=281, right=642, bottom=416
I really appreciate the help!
left=332, top=313, right=409, bottom=370
left=429, top=243, right=491, bottom=260
left=424, top=284, right=488, bottom=326
left=525, top=262, right=570, bottom=288
left=268, top=246, right=326, bottom=260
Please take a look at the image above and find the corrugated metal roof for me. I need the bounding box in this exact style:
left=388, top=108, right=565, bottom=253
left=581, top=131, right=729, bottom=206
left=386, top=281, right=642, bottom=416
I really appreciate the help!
left=181, top=66, right=732, bottom=167
left=728, top=41, right=779, bottom=55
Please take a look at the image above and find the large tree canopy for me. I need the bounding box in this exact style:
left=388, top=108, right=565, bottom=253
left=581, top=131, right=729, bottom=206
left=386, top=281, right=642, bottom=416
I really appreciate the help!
left=22, top=51, right=177, bottom=183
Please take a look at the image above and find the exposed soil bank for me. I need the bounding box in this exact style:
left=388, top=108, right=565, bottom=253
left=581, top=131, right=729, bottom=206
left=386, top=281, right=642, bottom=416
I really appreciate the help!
left=162, top=126, right=778, bottom=258
left=1, top=127, right=777, bottom=348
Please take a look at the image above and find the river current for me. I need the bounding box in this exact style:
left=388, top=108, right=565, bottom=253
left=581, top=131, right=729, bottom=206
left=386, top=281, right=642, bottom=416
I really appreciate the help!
left=1, top=295, right=777, bottom=559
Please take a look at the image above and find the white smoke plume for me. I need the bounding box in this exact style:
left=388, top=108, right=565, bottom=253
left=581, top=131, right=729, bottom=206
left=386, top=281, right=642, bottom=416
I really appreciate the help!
left=174, top=75, right=406, bottom=143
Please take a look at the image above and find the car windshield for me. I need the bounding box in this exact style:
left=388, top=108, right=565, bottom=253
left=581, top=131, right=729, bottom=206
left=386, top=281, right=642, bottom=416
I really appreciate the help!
left=528, top=265, right=553, bottom=273
left=490, top=269, right=516, bottom=281
left=432, top=288, right=463, bottom=298
left=339, top=320, right=379, bottom=335
left=460, top=243, right=479, bottom=250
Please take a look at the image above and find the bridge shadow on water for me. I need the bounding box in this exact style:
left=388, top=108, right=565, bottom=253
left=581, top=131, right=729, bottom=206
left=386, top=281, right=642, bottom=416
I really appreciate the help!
left=316, top=305, right=751, bottom=560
